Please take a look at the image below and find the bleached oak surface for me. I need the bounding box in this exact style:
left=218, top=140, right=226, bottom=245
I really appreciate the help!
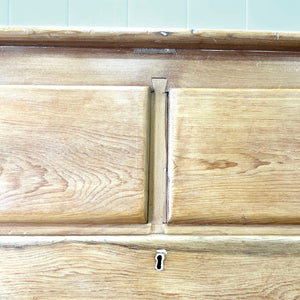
left=0, top=236, right=299, bottom=299
left=0, top=85, right=150, bottom=224
left=168, top=88, right=300, bottom=224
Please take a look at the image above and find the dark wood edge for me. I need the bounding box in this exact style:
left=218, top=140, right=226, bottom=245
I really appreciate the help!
left=0, top=27, right=300, bottom=51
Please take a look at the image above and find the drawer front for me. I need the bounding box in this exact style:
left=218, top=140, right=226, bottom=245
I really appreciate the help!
left=168, top=88, right=300, bottom=224
left=0, top=236, right=299, bottom=299
left=0, top=86, right=150, bottom=224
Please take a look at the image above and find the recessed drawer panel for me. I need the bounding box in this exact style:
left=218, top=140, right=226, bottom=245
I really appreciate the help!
left=0, top=86, right=150, bottom=224
left=168, top=88, right=300, bottom=224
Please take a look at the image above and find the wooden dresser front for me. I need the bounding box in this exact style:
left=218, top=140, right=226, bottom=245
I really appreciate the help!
left=0, top=28, right=299, bottom=299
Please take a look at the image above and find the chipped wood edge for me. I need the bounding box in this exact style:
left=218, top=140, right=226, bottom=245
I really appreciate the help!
left=0, top=27, right=300, bottom=51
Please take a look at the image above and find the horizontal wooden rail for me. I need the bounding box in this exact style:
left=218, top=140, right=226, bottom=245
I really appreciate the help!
left=0, top=27, right=300, bottom=51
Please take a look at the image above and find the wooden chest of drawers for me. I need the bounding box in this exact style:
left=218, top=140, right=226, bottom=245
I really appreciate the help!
left=0, top=28, right=299, bottom=299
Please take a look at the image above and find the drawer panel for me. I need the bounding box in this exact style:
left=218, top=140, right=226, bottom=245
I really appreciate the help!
left=168, top=89, right=300, bottom=224
left=0, top=86, right=150, bottom=224
left=0, top=236, right=299, bottom=299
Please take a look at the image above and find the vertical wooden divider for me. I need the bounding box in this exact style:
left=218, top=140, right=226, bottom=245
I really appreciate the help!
left=148, top=78, right=168, bottom=233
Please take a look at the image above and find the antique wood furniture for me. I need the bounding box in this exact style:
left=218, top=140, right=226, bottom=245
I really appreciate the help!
left=0, top=28, right=299, bottom=299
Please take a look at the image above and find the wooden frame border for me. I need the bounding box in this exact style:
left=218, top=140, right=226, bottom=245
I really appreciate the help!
left=0, top=27, right=300, bottom=51
left=1, top=235, right=300, bottom=254
left=0, top=224, right=299, bottom=236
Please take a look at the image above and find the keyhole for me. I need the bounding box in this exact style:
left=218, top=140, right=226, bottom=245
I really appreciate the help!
left=156, top=254, right=163, bottom=270
left=155, top=249, right=167, bottom=271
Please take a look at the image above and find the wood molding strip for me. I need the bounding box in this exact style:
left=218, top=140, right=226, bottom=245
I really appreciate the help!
left=0, top=224, right=299, bottom=236
left=165, top=225, right=300, bottom=236
left=0, top=224, right=152, bottom=236
left=149, top=78, right=168, bottom=233
left=0, top=27, right=300, bottom=51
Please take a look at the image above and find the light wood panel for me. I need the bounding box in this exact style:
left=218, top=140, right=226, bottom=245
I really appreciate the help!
left=168, top=89, right=300, bottom=224
left=148, top=78, right=168, bottom=233
left=0, top=28, right=300, bottom=51
left=0, top=236, right=299, bottom=299
left=1, top=47, right=300, bottom=89
left=0, top=85, right=150, bottom=224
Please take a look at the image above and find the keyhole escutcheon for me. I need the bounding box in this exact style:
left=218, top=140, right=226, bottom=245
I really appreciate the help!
left=155, top=249, right=167, bottom=271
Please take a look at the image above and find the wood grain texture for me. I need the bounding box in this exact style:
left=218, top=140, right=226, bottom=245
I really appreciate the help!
left=168, top=89, right=300, bottom=224
left=2, top=47, right=300, bottom=90
left=0, top=85, right=150, bottom=224
left=1, top=223, right=299, bottom=236
left=1, top=235, right=300, bottom=254
left=0, top=27, right=300, bottom=51
left=0, top=222, right=300, bottom=236
left=165, top=225, right=300, bottom=235
left=148, top=79, right=168, bottom=233
left=0, top=224, right=152, bottom=235
left=0, top=236, right=299, bottom=299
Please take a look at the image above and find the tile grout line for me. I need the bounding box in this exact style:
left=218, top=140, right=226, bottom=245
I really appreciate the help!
left=186, top=0, right=189, bottom=28
left=246, top=0, right=248, bottom=30
left=67, top=0, right=70, bottom=26
left=126, top=0, right=129, bottom=27
left=7, top=0, right=10, bottom=25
